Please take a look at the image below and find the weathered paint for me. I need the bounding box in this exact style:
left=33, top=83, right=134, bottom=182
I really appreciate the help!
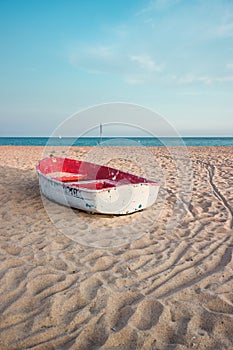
left=36, top=157, right=160, bottom=215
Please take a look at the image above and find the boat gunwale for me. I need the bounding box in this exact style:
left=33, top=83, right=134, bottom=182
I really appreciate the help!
left=36, top=157, right=160, bottom=193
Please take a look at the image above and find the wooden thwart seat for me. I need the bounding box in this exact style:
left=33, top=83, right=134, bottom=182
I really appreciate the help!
left=51, top=174, right=87, bottom=182
left=71, top=180, right=117, bottom=190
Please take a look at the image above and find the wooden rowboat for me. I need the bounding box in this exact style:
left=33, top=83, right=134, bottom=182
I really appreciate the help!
left=36, top=156, right=160, bottom=215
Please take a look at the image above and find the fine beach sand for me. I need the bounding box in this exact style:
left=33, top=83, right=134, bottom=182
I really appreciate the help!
left=0, top=145, right=233, bottom=350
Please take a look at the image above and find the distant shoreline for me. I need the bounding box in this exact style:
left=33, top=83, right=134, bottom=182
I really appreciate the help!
left=0, top=136, right=233, bottom=147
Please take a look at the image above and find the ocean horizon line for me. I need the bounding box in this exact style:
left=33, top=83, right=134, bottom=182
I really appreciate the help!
left=0, top=136, right=233, bottom=147
left=0, top=136, right=233, bottom=139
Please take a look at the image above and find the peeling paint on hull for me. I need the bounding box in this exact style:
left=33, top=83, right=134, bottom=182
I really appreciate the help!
left=36, top=157, right=160, bottom=215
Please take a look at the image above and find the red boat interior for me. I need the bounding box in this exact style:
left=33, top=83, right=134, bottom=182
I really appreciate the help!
left=37, top=156, right=158, bottom=190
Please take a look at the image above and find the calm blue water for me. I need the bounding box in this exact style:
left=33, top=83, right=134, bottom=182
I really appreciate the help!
left=0, top=137, right=233, bottom=147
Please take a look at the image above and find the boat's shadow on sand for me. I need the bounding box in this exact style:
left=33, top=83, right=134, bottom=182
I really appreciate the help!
left=1, top=165, right=164, bottom=248
left=1, top=165, right=42, bottom=210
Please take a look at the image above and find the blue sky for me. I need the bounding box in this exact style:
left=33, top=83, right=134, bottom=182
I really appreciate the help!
left=0, top=0, right=233, bottom=136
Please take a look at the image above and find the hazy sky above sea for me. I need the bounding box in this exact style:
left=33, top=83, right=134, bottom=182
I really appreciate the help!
left=0, top=0, right=233, bottom=137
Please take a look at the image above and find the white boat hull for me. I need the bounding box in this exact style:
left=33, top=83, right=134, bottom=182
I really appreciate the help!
left=38, top=172, right=160, bottom=215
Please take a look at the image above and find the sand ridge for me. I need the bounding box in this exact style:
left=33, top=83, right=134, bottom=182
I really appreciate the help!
left=0, top=146, right=233, bottom=349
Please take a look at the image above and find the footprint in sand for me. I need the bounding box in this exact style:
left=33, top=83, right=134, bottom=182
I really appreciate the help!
left=79, top=277, right=103, bottom=301
left=131, top=298, right=164, bottom=330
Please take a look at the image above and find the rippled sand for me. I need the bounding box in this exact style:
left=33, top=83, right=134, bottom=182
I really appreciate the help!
left=0, top=146, right=233, bottom=350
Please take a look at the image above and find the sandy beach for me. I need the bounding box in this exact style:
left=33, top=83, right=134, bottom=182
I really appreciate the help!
left=0, top=145, right=233, bottom=350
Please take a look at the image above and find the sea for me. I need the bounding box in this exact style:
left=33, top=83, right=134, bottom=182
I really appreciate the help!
left=0, top=137, right=233, bottom=147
